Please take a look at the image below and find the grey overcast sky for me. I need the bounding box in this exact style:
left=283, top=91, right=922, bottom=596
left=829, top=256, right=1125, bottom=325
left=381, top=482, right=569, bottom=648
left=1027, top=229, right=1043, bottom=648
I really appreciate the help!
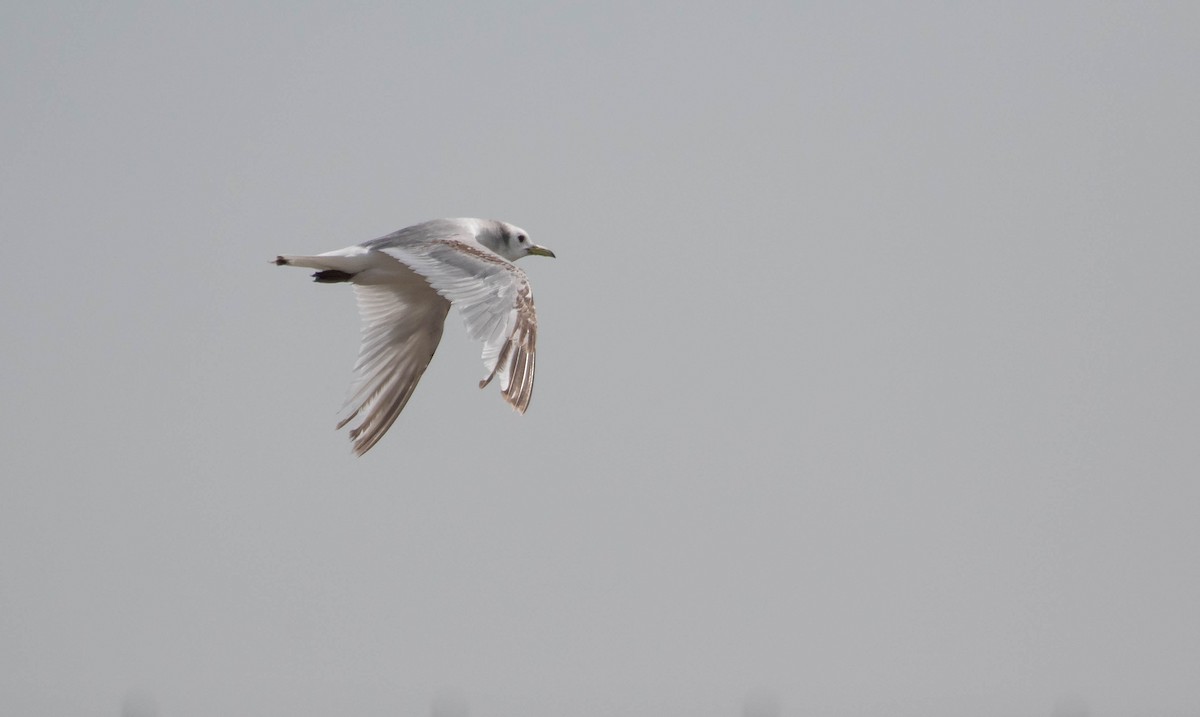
left=2, top=2, right=1198, bottom=716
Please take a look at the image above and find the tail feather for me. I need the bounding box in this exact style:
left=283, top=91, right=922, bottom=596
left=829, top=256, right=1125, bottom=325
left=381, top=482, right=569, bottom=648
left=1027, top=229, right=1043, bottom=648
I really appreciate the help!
left=275, top=254, right=345, bottom=270
left=274, top=250, right=372, bottom=273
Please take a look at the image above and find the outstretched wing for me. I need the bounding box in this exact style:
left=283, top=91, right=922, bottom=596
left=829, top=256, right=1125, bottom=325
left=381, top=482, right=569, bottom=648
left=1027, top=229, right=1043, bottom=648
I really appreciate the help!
left=337, top=261, right=451, bottom=456
left=379, top=239, right=539, bottom=413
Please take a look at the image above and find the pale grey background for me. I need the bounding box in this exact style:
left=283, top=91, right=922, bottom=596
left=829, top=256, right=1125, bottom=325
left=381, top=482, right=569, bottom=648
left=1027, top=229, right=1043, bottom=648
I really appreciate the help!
left=1, top=2, right=1197, bottom=716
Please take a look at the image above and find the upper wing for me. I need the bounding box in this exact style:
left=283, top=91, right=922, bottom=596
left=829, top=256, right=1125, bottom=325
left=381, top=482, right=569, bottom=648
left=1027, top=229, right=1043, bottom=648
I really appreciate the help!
left=337, top=264, right=451, bottom=456
left=378, top=239, right=539, bottom=413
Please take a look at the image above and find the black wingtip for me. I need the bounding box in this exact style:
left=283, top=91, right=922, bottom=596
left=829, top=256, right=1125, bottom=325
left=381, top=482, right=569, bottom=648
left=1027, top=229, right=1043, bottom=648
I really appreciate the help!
left=274, top=256, right=289, bottom=265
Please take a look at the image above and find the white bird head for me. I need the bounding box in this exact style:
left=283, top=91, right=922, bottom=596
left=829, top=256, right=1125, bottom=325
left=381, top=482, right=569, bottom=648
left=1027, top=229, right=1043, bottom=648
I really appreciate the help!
left=476, top=220, right=556, bottom=262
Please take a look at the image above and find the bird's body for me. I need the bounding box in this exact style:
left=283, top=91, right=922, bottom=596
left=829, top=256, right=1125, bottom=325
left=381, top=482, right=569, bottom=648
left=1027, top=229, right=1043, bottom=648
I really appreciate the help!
left=276, top=218, right=555, bottom=455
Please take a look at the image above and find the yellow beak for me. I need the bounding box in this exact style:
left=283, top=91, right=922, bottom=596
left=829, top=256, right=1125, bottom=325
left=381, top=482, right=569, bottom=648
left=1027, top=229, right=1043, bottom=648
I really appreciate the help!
left=527, top=245, right=556, bottom=258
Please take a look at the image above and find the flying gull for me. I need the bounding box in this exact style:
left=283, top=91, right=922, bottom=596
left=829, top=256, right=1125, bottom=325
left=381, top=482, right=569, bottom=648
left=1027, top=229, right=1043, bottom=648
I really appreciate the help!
left=275, top=218, right=556, bottom=455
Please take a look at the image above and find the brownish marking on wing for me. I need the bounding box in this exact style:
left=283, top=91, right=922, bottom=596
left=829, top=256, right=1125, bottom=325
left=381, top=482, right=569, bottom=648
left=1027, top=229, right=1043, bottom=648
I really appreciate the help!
left=434, top=239, right=513, bottom=267
left=478, top=285, right=537, bottom=413
left=432, top=239, right=538, bottom=413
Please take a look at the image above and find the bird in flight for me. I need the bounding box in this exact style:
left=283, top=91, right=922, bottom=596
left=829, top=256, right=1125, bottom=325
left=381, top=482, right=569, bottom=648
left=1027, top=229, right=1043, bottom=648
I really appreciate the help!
left=276, top=218, right=556, bottom=455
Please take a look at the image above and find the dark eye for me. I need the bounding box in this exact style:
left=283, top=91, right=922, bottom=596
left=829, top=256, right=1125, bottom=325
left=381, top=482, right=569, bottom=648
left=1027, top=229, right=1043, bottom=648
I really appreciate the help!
left=517, top=234, right=527, bottom=243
